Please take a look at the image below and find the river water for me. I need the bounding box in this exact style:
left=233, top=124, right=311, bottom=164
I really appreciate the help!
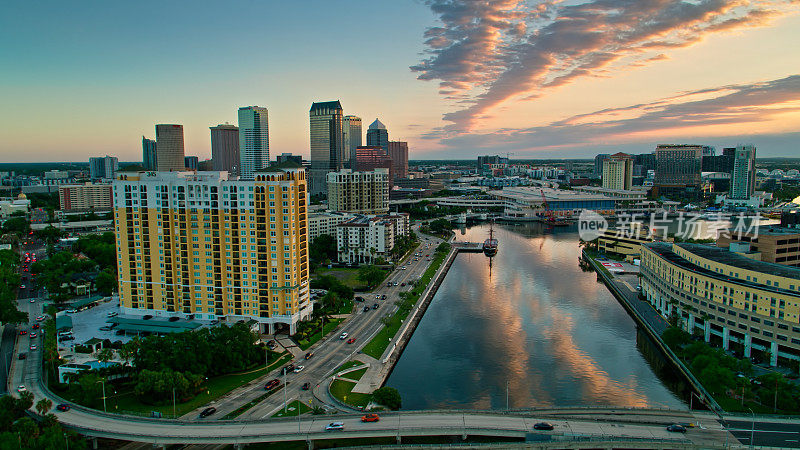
left=386, top=222, right=685, bottom=411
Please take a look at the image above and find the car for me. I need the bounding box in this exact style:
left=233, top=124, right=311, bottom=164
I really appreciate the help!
left=17, top=385, right=26, bottom=393
left=347, top=338, right=355, bottom=344
left=29, top=344, right=37, bottom=350
left=301, top=382, right=311, bottom=390
left=381, top=294, right=387, bottom=300
left=199, top=407, right=217, bottom=418
left=325, top=422, right=345, bottom=431
left=36, top=315, right=45, bottom=321
left=265, top=379, right=280, bottom=390
left=284, top=363, right=295, bottom=373
left=18, top=353, right=26, bottom=360
left=143, top=314, right=153, bottom=320
left=355, top=296, right=364, bottom=302
left=400, top=266, right=407, bottom=270
left=19, top=285, right=25, bottom=289
left=400, top=283, right=406, bottom=287
left=339, top=332, right=348, bottom=340
left=29, top=299, right=35, bottom=303
left=64, top=309, right=77, bottom=314
left=393, top=282, right=398, bottom=286
left=533, top=422, right=554, bottom=431
left=666, top=424, right=687, bottom=433
left=32, top=323, right=39, bottom=329
left=361, top=413, right=380, bottom=422
left=375, top=294, right=381, bottom=299
left=19, top=330, right=27, bottom=336
left=56, top=404, right=71, bottom=412
left=29, top=332, right=37, bottom=338
left=363, top=306, right=370, bottom=312
left=168, top=316, right=180, bottom=322
left=304, top=352, right=314, bottom=360
left=373, top=303, right=379, bottom=309
left=99, top=326, right=112, bottom=331
left=293, top=365, right=305, bottom=373
left=59, top=336, right=75, bottom=341
left=107, top=312, right=118, bottom=317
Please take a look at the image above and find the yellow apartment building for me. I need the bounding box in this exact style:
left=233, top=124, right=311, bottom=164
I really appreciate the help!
left=113, top=165, right=309, bottom=333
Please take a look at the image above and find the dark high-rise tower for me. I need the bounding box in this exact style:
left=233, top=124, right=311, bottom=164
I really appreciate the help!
left=210, top=123, right=240, bottom=175
left=309, top=100, right=344, bottom=194
left=155, top=124, right=185, bottom=171
left=366, top=119, right=388, bottom=152
left=142, top=136, right=157, bottom=170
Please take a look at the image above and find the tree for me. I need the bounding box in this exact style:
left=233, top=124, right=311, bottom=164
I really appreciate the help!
left=310, top=234, right=338, bottom=265
left=95, top=269, right=116, bottom=295
left=357, top=265, right=385, bottom=289
left=436, top=242, right=451, bottom=254
left=661, top=327, right=690, bottom=350
left=428, top=219, right=452, bottom=235
left=1, top=217, right=30, bottom=235
left=35, top=398, right=53, bottom=416
left=18, top=391, right=34, bottom=410
left=96, top=347, right=114, bottom=363
left=372, top=386, right=402, bottom=410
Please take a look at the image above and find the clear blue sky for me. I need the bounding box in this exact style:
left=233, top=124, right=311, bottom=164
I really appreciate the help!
left=1, top=1, right=798, bottom=161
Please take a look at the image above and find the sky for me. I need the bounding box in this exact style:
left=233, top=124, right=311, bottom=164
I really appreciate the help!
left=1, top=0, right=799, bottom=162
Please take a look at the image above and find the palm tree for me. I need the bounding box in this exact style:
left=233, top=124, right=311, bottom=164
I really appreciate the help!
left=35, top=398, right=53, bottom=416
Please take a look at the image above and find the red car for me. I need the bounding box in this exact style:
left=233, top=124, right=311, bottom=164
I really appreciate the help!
left=264, top=379, right=280, bottom=390
left=347, top=338, right=356, bottom=344
left=361, top=414, right=380, bottom=422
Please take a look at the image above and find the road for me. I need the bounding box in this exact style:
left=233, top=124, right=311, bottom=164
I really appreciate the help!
left=197, top=230, right=446, bottom=420
left=726, top=418, right=800, bottom=448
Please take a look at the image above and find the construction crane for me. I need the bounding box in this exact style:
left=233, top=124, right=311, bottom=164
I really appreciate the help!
left=539, top=189, right=568, bottom=227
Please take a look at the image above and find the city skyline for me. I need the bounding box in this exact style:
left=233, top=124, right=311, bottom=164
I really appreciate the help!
left=1, top=1, right=799, bottom=162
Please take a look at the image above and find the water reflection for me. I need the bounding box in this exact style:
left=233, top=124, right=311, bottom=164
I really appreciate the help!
left=386, top=223, right=684, bottom=411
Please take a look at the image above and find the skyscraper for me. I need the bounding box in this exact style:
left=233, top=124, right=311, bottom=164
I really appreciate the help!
left=355, top=146, right=393, bottom=181
left=730, top=144, right=756, bottom=200
left=309, top=101, right=345, bottom=195
left=601, top=153, right=633, bottom=190
left=210, top=124, right=240, bottom=175
left=366, top=119, right=388, bottom=151
left=593, top=154, right=610, bottom=177
left=654, top=144, right=703, bottom=198
left=343, top=115, right=362, bottom=169
left=155, top=124, right=185, bottom=171
left=142, top=137, right=157, bottom=170
left=238, top=106, right=270, bottom=179
left=276, top=153, right=303, bottom=165
left=112, top=168, right=310, bottom=333
left=89, top=155, right=118, bottom=180
left=387, top=141, right=409, bottom=180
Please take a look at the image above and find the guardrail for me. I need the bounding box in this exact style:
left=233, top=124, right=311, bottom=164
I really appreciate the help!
left=582, top=249, right=721, bottom=414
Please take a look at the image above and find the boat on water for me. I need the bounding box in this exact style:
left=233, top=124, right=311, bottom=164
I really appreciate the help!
left=483, top=221, right=498, bottom=257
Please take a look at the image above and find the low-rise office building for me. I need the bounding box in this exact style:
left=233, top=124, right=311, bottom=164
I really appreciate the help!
left=717, top=226, right=800, bottom=267
left=641, top=242, right=800, bottom=367
left=59, top=183, right=113, bottom=212
left=308, top=211, right=355, bottom=241
left=336, top=213, right=409, bottom=264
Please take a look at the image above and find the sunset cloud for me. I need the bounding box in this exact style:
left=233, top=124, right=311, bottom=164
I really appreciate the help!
left=432, top=74, right=800, bottom=152
left=413, top=0, right=800, bottom=132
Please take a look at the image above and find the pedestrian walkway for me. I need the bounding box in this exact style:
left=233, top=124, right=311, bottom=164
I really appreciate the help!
left=350, top=354, right=381, bottom=394
left=274, top=335, right=303, bottom=359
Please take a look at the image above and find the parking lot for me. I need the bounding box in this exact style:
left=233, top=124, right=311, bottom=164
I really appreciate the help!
left=60, top=297, right=132, bottom=348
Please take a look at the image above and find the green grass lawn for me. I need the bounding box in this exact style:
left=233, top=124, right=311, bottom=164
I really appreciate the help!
left=297, top=318, right=343, bottom=350
left=334, top=360, right=364, bottom=373
left=340, top=367, right=367, bottom=382
left=330, top=379, right=371, bottom=408
left=361, top=249, right=449, bottom=359
left=315, top=267, right=366, bottom=290
left=272, top=399, right=312, bottom=417
left=99, top=352, right=293, bottom=418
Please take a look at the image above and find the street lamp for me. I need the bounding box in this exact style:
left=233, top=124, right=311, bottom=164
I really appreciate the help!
left=747, top=407, right=755, bottom=450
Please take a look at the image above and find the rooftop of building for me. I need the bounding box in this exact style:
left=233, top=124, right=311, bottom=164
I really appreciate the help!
left=490, top=186, right=613, bottom=202
left=255, top=160, right=305, bottom=172
left=646, top=242, right=800, bottom=285
left=310, top=100, right=342, bottom=111
left=368, top=118, right=386, bottom=130
left=107, top=316, right=204, bottom=334
left=727, top=226, right=800, bottom=237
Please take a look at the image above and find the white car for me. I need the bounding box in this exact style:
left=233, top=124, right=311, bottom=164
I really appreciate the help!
left=339, top=332, right=348, bottom=340
left=325, top=422, right=344, bottom=431
left=29, top=344, right=37, bottom=351
left=293, top=365, right=305, bottom=373
left=400, top=266, right=407, bottom=270
left=107, top=312, right=118, bottom=317
left=17, top=385, right=26, bottom=393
